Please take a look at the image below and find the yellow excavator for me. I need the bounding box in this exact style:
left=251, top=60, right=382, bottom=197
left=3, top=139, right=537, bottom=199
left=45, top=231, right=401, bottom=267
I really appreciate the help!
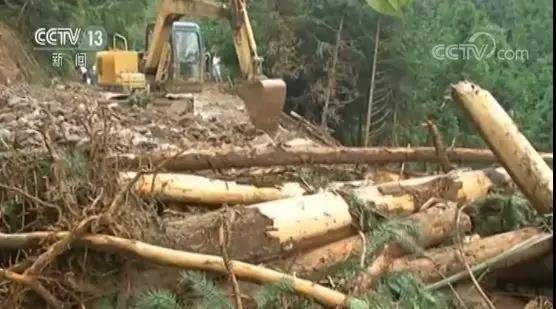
left=96, top=0, right=286, bottom=131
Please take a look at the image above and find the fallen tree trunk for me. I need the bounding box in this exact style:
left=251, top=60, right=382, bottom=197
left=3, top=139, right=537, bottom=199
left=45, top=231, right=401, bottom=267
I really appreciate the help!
left=0, top=232, right=350, bottom=307
left=347, top=167, right=512, bottom=216
left=121, top=172, right=304, bottom=205
left=451, top=82, right=553, bottom=213
left=112, top=146, right=553, bottom=171
left=353, top=228, right=552, bottom=294
left=163, top=192, right=355, bottom=262
left=1, top=168, right=510, bottom=264
left=164, top=167, right=510, bottom=261
left=0, top=193, right=352, bottom=264
left=281, top=202, right=471, bottom=277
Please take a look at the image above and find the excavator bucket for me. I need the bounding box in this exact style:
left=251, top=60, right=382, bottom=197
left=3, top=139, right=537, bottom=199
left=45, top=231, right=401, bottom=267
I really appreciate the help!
left=237, top=79, right=286, bottom=131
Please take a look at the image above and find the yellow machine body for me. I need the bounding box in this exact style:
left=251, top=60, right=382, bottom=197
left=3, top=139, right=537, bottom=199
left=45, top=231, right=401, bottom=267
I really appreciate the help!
left=96, top=50, right=147, bottom=90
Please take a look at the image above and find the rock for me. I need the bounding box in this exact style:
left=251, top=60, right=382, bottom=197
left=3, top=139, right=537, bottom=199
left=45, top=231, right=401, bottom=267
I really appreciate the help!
left=136, top=126, right=150, bottom=134
left=17, top=116, right=29, bottom=126
left=0, top=112, right=16, bottom=123
left=167, top=100, right=194, bottom=120
left=0, top=128, right=13, bottom=141
left=284, top=138, right=318, bottom=148
left=7, top=96, right=22, bottom=107
left=251, top=134, right=274, bottom=147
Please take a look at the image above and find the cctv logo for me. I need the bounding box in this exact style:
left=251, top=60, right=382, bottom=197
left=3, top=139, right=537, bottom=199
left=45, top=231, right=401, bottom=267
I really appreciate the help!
left=34, top=28, right=81, bottom=47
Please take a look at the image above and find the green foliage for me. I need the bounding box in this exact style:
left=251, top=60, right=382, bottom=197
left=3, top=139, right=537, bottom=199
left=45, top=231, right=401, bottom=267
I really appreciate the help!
left=91, top=296, right=115, bottom=309
left=325, top=259, right=363, bottom=280
left=472, top=194, right=546, bottom=236
left=135, top=290, right=180, bottom=309
left=1, top=201, right=24, bottom=231
left=367, top=0, right=412, bottom=17
left=255, top=278, right=294, bottom=307
left=1, top=0, right=157, bottom=76
left=384, top=273, right=450, bottom=308
left=179, top=271, right=233, bottom=309
left=391, top=0, right=553, bottom=148
left=366, top=218, right=424, bottom=262
left=2, top=0, right=552, bottom=147
left=352, top=273, right=451, bottom=309
left=127, top=90, right=152, bottom=108
left=62, top=149, right=93, bottom=180
left=342, top=192, right=383, bottom=232
left=255, top=278, right=317, bottom=309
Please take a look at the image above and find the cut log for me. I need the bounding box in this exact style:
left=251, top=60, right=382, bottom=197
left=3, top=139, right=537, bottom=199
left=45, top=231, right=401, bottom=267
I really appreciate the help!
left=164, top=167, right=508, bottom=261
left=163, top=192, right=355, bottom=262
left=451, top=82, right=553, bottom=213
left=353, top=228, right=552, bottom=293
left=281, top=202, right=471, bottom=277
left=1, top=168, right=510, bottom=266
left=348, top=167, right=512, bottom=216
left=0, top=194, right=351, bottom=264
left=121, top=172, right=304, bottom=205
left=112, top=146, right=553, bottom=171
left=0, top=232, right=350, bottom=307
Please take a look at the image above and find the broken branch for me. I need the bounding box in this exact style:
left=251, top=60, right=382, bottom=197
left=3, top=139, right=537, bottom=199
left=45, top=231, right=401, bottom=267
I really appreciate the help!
left=0, top=268, right=62, bottom=308
left=426, top=120, right=454, bottom=173
left=0, top=232, right=351, bottom=307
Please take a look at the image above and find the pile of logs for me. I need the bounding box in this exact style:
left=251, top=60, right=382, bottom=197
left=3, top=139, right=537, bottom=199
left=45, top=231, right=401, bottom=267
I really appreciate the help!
left=0, top=82, right=553, bottom=307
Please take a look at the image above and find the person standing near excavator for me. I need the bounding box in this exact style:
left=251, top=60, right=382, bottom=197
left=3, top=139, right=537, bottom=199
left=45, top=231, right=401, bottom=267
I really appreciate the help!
left=211, top=49, right=222, bottom=82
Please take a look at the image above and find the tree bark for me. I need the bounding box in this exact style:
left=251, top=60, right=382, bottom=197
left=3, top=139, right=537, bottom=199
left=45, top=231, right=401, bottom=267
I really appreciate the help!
left=280, top=202, right=471, bottom=277
left=353, top=228, right=551, bottom=294
left=112, top=146, right=553, bottom=172
left=121, top=172, right=302, bottom=205
left=347, top=167, right=512, bottom=216
left=451, top=81, right=553, bottom=213
left=162, top=168, right=510, bottom=261
left=1, top=168, right=511, bottom=264
left=163, top=192, right=355, bottom=262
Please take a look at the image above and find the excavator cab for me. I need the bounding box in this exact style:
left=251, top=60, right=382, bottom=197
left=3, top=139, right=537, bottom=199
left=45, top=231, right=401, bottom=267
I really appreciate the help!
left=142, top=0, right=287, bottom=131
left=145, top=21, right=205, bottom=93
